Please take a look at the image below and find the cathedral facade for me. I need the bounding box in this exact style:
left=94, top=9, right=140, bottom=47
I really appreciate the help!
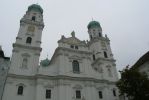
left=1, top=4, right=119, bottom=100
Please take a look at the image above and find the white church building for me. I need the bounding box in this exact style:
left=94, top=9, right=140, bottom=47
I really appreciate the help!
left=1, top=4, right=120, bottom=100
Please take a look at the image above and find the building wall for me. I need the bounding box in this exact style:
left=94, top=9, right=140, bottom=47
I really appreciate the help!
left=3, top=76, right=119, bottom=100
left=0, top=57, right=10, bottom=100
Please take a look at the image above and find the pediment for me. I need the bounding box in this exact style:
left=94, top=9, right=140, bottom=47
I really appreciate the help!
left=58, top=34, right=86, bottom=46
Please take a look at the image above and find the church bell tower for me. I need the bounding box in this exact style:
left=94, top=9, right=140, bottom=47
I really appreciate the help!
left=88, top=20, right=118, bottom=80
left=9, top=4, right=44, bottom=75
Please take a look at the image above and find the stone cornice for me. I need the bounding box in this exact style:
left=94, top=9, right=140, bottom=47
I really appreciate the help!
left=49, top=47, right=92, bottom=64
left=7, top=73, right=116, bottom=85
left=13, top=43, right=42, bottom=52
left=92, top=57, right=116, bottom=66
left=20, top=19, right=44, bottom=28
left=88, top=37, right=110, bottom=46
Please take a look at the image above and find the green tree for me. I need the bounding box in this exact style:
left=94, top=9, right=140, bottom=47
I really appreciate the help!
left=116, top=66, right=149, bottom=100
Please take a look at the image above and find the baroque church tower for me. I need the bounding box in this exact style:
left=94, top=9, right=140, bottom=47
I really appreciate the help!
left=2, top=4, right=44, bottom=100
left=9, top=4, right=44, bottom=75
left=2, top=4, right=120, bottom=100
left=87, top=21, right=118, bottom=81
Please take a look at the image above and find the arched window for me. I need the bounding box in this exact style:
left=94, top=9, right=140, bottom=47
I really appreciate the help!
left=90, top=35, right=92, bottom=39
left=26, top=37, right=32, bottom=44
left=22, top=58, right=28, bottom=68
left=72, top=60, right=80, bottom=73
left=32, top=16, right=36, bottom=21
left=17, top=86, right=23, bottom=95
left=98, top=32, right=102, bottom=37
left=104, top=51, right=108, bottom=58
left=113, top=89, right=116, bottom=96
left=93, top=54, right=96, bottom=61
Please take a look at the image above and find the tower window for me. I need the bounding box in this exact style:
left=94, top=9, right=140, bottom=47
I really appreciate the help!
left=32, top=16, right=36, bottom=21
left=103, top=51, right=108, bottom=58
left=72, top=60, right=80, bottom=73
left=76, top=90, right=81, bottom=99
left=75, top=46, right=78, bottom=49
left=90, top=35, right=92, bottom=39
left=17, top=86, right=23, bottom=95
left=93, top=54, right=96, bottom=61
left=113, top=90, right=116, bottom=96
left=46, top=89, right=51, bottom=99
left=26, top=37, right=32, bottom=44
left=98, top=32, right=102, bottom=37
left=98, top=91, right=103, bottom=99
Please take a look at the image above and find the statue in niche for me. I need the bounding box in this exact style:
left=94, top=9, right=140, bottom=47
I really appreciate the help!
left=107, top=66, right=113, bottom=77
left=22, top=58, right=28, bottom=68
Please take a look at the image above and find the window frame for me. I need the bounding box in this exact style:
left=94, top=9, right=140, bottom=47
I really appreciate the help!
left=26, top=37, right=32, bottom=44
left=76, top=90, right=81, bottom=99
left=46, top=89, right=51, bottom=99
left=98, top=91, right=103, bottom=99
left=31, top=16, right=36, bottom=21
left=113, top=89, right=116, bottom=97
left=93, top=54, right=96, bottom=61
left=72, top=60, right=80, bottom=73
left=17, top=86, right=24, bottom=95
left=103, top=51, right=108, bottom=58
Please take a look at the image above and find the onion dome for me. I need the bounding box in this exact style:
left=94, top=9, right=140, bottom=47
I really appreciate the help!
left=28, top=4, right=43, bottom=14
left=40, top=58, right=50, bottom=67
left=87, top=21, right=101, bottom=29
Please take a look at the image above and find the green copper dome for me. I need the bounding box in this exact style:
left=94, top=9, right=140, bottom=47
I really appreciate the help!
left=28, top=4, right=43, bottom=14
left=40, top=58, right=50, bottom=67
left=87, top=21, right=101, bottom=29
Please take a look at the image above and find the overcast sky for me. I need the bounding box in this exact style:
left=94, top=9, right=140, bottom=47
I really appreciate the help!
left=0, top=0, right=149, bottom=71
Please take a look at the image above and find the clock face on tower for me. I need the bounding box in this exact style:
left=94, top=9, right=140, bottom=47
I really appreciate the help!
left=27, top=25, right=35, bottom=32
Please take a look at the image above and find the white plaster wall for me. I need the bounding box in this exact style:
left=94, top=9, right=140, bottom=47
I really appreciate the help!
left=9, top=48, right=40, bottom=75
left=2, top=77, right=36, bottom=100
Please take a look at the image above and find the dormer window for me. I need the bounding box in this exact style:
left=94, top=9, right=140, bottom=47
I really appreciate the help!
left=32, top=16, right=36, bottom=21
